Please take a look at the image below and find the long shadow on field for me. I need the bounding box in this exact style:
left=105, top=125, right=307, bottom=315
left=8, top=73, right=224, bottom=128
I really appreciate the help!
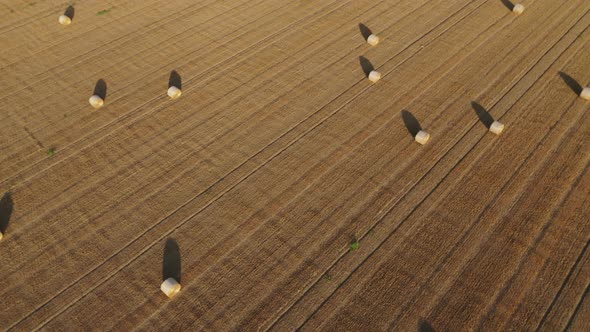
left=558, top=71, right=583, bottom=96
left=500, top=0, right=515, bottom=10
left=169, top=70, right=182, bottom=89
left=471, top=101, right=495, bottom=129
left=0, top=192, right=14, bottom=235
left=418, top=319, right=436, bottom=332
left=163, top=238, right=181, bottom=283
left=358, top=23, right=373, bottom=41
left=359, top=56, right=375, bottom=78
left=64, top=5, right=75, bottom=20
left=402, top=110, right=422, bottom=138
left=93, top=79, right=107, bottom=100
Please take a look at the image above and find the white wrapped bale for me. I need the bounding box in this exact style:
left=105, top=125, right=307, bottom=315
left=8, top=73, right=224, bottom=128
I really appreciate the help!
left=415, top=130, right=430, bottom=145
left=489, top=121, right=505, bottom=135
left=513, top=4, right=525, bottom=15
left=580, top=87, right=590, bottom=100
left=367, top=34, right=379, bottom=46
left=167, top=86, right=182, bottom=99
left=368, top=70, right=381, bottom=83
left=88, top=95, right=104, bottom=109
left=161, top=277, right=181, bottom=298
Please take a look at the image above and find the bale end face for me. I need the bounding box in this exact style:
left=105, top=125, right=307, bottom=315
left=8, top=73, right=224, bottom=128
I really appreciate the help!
left=88, top=95, right=104, bottom=109
left=58, top=15, right=71, bottom=25
left=580, top=87, right=590, bottom=100
left=367, top=34, right=379, bottom=46
left=368, top=70, right=381, bottom=83
left=161, top=278, right=181, bottom=298
left=0, top=232, right=3, bottom=241
left=415, top=130, right=430, bottom=145
left=489, top=121, right=505, bottom=135
left=167, top=86, right=182, bottom=99
left=513, top=4, right=525, bottom=15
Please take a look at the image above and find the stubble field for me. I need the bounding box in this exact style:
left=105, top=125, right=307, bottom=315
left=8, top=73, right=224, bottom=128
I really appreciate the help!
left=0, top=0, right=589, bottom=330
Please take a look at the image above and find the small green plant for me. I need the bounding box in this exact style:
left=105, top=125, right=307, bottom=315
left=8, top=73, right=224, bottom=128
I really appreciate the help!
left=47, top=148, right=56, bottom=157
left=325, top=274, right=333, bottom=281
left=350, top=240, right=360, bottom=251
left=97, top=8, right=112, bottom=15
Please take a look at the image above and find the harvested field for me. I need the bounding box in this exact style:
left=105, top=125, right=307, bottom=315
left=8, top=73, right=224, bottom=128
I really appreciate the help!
left=1, top=0, right=589, bottom=330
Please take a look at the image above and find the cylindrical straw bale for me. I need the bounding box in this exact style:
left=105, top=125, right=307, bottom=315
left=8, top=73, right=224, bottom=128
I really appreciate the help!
left=161, top=277, right=181, bottom=298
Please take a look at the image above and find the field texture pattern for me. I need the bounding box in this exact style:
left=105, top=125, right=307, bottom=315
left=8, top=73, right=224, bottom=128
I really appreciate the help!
left=0, top=0, right=589, bottom=330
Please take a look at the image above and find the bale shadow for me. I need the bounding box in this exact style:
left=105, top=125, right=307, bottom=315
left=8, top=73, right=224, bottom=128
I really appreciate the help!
left=169, top=70, right=182, bottom=89
left=0, top=192, right=14, bottom=235
left=471, top=101, right=495, bottom=129
left=358, top=23, right=373, bottom=41
left=500, top=0, right=515, bottom=10
left=418, top=319, right=436, bottom=332
left=93, top=79, right=107, bottom=100
left=64, top=5, right=75, bottom=19
left=359, top=56, right=374, bottom=78
left=402, top=110, right=422, bottom=137
left=558, top=71, right=583, bottom=96
left=162, top=238, right=181, bottom=283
